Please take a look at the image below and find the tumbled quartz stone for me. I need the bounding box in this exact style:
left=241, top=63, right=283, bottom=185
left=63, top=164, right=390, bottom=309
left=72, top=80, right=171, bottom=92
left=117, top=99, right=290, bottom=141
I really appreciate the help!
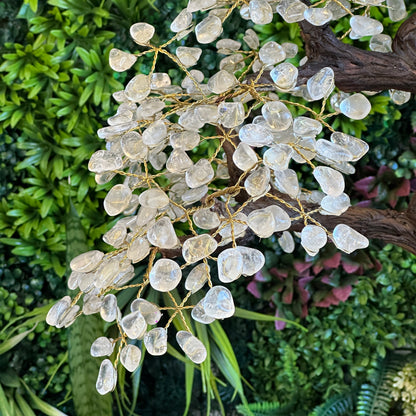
left=130, top=22, right=155, bottom=45
left=304, top=7, right=333, bottom=26
left=195, top=105, right=219, bottom=125
left=270, top=62, right=298, bottom=91
left=139, top=189, right=169, bottom=209
left=176, top=331, right=207, bottom=364
left=120, top=344, right=142, bottom=372
left=216, top=38, right=241, bottom=53
left=127, top=237, right=150, bottom=264
left=57, top=304, right=80, bottom=328
left=330, top=132, right=369, bottom=162
left=219, top=54, right=245, bottom=73
left=67, top=271, right=81, bottom=290
left=83, top=292, right=103, bottom=315
left=178, top=108, right=204, bottom=131
left=313, top=166, right=345, bottom=196
left=88, top=150, right=123, bottom=173
left=243, top=28, right=259, bottom=49
left=339, top=93, right=371, bottom=120
left=147, top=217, right=178, bottom=249
left=325, top=0, right=350, bottom=19
left=109, top=48, right=137, bottom=72
left=350, top=15, right=383, bottom=37
left=218, top=248, right=243, bottom=283
left=245, top=167, right=271, bottom=197
left=369, top=34, right=392, bottom=52
left=387, top=0, right=407, bottom=22
left=249, top=0, right=273, bottom=24
left=203, top=285, right=235, bottom=319
left=263, top=144, right=293, bottom=171
left=148, top=150, right=167, bottom=170
left=273, top=169, right=300, bottom=199
left=219, top=212, right=248, bottom=239
left=233, top=142, right=258, bottom=171
left=125, top=74, right=151, bottom=102
left=70, top=250, right=104, bottom=273
left=46, top=296, right=71, bottom=326
left=136, top=206, right=157, bottom=227
left=97, top=121, right=137, bottom=139
left=390, top=90, right=411, bottom=105
left=176, top=47, right=202, bottom=68
left=188, top=0, right=217, bottom=12
left=332, top=224, right=369, bottom=254
left=96, top=359, right=117, bottom=395
left=150, top=73, right=171, bottom=90
left=104, top=184, right=133, bottom=216
left=259, top=41, right=286, bottom=66
left=100, top=294, right=118, bottom=323
left=265, top=205, right=291, bottom=232
left=121, top=311, right=147, bottom=339
left=277, top=0, right=308, bottom=23
left=193, top=208, right=220, bottom=230
left=185, top=263, right=210, bottom=293
left=195, top=15, right=222, bottom=44
left=131, top=298, right=161, bottom=325
left=185, top=159, right=214, bottom=188
left=316, top=139, right=353, bottom=162
left=182, top=185, right=208, bottom=205
left=142, top=120, right=167, bottom=147
left=262, top=101, right=293, bottom=132
left=166, top=150, right=193, bottom=174
left=182, top=234, right=218, bottom=264
left=170, top=9, right=192, bottom=32
left=170, top=131, right=200, bottom=151
left=239, top=123, right=273, bottom=147
left=278, top=231, right=295, bottom=253
left=235, top=246, right=265, bottom=276
left=144, top=327, right=168, bottom=356
left=78, top=272, right=95, bottom=293
left=282, top=42, right=298, bottom=59
left=307, top=67, right=335, bottom=100
left=320, top=193, right=350, bottom=215
left=218, top=102, right=245, bottom=128
left=121, top=132, right=148, bottom=161
left=293, top=117, right=322, bottom=137
left=191, top=299, right=215, bottom=324
left=91, top=337, right=114, bottom=357
left=248, top=209, right=276, bottom=238
left=301, top=225, right=327, bottom=253
left=149, top=259, right=182, bottom=292
left=207, top=70, right=237, bottom=94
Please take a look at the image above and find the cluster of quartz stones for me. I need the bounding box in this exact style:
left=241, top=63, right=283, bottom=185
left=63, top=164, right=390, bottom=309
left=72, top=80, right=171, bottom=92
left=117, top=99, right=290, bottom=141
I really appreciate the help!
left=46, top=0, right=410, bottom=395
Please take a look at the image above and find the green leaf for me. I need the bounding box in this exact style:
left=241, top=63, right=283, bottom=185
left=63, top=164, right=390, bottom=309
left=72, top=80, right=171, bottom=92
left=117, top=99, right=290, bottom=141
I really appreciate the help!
left=0, top=384, right=13, bottom=416
left=75, top=47, right=92, bottom=66
left=183, top=359, right=195, bottom=416
left=0, top=324, right=37, bottom=355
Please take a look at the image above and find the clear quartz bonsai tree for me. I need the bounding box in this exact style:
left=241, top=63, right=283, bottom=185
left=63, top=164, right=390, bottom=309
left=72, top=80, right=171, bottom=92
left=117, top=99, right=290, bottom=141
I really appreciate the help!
left=46, top=0, right=416, bottom=395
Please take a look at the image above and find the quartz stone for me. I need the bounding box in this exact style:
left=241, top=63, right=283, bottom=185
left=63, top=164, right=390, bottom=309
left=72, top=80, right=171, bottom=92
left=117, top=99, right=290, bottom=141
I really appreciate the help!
left=259, top=41, right=286, bottom=65
left=219, top=54, right=245, bottom=73
left=170, top=131, right=200, bottom=150
left=182, top=69, right=205, bottom=88
left=188, top=0, right=217, bottom=12
left=195, top=15, right=222, bottom=44
left=144, top=327, right=168, bottom=356
left=265, top=205, right=291, bottom=231
left=316, top=139, right=353, bottom=162
left=109, top=48, right=137, bottom=72
left=90, top=337, right=114, bottom=357
left=270, top=62, right=298, bottom=91
left=57, top=304, right=80, bottom=328
left=248, top=209, right=276, bottom=238
left=170, top=9, right=192, bottom=32
left=166, top=150, right=193, bottom=173
left=114, top=265, right=135, bottom=288
left=207, top=70, right=237, bottom=94
left=304, top=7, right=333, bottom=26
left=176, top=331, right=207, bottom=363
left=350, top=15, right=383, bottom=37
left=332, top=224, right=369, bottom=253
left=369, top=34, right=392, bottom=52
left=120, top=344, right=141, bottom=372
left=67, top=271, right=81, bottom=290
left=46, top=296, right=71, bottom=326
left=292, top=137, right=317, bottom=163
left=88, top=150, right=122, bottom=173
left=263, top=144, right=293, bottom=171
left=149, top=259, right=182, bottom=292
left=219, top=212, right=248, bottom=239
left=339, top=93, right=371, bottom=120
left=150, top=73, right=171, bottom=90
left=182, top=185, right=208, bottom=205
left=293, top=117, right=322, bottom=137
left=191, top=299, right=215, bottom=324
left=245, top=166, right=271, bottom=197
left=262, top=101, right=293, bottom=131
left=276, top=0, right=308, bottom=23
left=70, top=250, right=104, bottom=273
left=216, top=38, right=241, bottom=54
left=218, top=102, right=245, bottom=128
left=182, top=234, right=218, bottom=264
left=148, top=150, right=167, bottom=170
left=320, top=193, right=351, bottom=215
left=218, top=248, right=243, bottom=283
left=235, top=246, right=265, bottom=276
left=195, top=105, right=219, bottom=124
left=282, top=42, right=298, bottom=58
left=83, top=293, right=103, bottom=315
left=139, top=189, right=169, bottom=209
left=95, top=172, right=116, bottom=185
left=178, top=108, right=204, bottom=131
left=125, top=74, right=151, bottom=102
left=121, top=132, right=148, bottom=161
left=93, top=258, right=120, bottom=289
left=131, top=299, right=162, bottom=325
left=249, top=0, right=273, bottom=24
left=136, top=207, right=157, bottom=227
left=301, top=225, right=327, bottom=255
left=96, top=359, right=117, bottom=395
left=390, top=90, right=411, bottom=105
left=127, top=237, right=150, bottom=263
left=325, top=0, right=351, bottom=19
left=142, top=120, right=167, bottom=147
left=97, top=121, right=137, bottom=139
left=386, top=0, right=407, bottom=22
left=130, top=22, right=155, bottom=45
left=185, top=159, right=214, bottom=188
left=243, top=29, right=259, bottom=49
left=147, top=217, right=178, bottom=249
left=185, top=263, right=210, bottom=293
left=273, top=169, right=300, bottom=198
left=239, top=123, right=273, bottom=147
left=176, top=47, right=202, bottom=68
left=78, top=272, right=96, bottom=293
left=193, top=208, right=220, bottom=230
left=121, top=311, right=147, bottom=339
left=203, top=285, right=235, bottom=319
left=278, top=231, right=295, bottom=253
left=330, top=132, right=369, bottom=161
left=232, top=142, right=258, bottom=171
left=307, top=67, right=335, bottom=100
left=313, top=166, right=345, bottom=196
left=100, top=294, right=118, bottom=322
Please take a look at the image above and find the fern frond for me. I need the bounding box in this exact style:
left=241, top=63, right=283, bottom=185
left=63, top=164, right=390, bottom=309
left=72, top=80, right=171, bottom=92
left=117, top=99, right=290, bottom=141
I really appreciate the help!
left=310, top=391, right=356, bottom=416
left=236, top=400, right=297, bottom=416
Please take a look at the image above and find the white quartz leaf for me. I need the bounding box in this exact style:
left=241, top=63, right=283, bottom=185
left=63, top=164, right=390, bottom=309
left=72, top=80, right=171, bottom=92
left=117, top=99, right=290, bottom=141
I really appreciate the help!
left=70, top=250, right=104, bottom=273
left=245, top=167, right=271, bottom=197
left=176, top=47, right=202, bottom=68
left=144, top=327, right=168, bottom=356
left=332, top=224, right=369, bottom=253
left=191, top=299, right=215, bottom=324
left=185, top=263, right=210, bottom=293
left=330, top=132, right=369, bottom=162
left=195, top=15, right=223, bottom=44
left=130, top=22, right=155, bottom=45
left=127, top=237, right=150, bottom=264
left=273, top=169, right=300, bottom=198
left=301, top=225, right=327, bottom=254
left=248, top=209, right=276, bottom=238
left=277, top=0, right=308, bottom=23
left=320, top=193, right=351, bottom=215
left=149, top=259, right=182, bottom=292
left=193, top=208, right=220, bottom=230
left=185, top=159, right=214, bottom=188
left=235, top=246, right=265, bottom=276
left=239, top=123, right=273, bottom=147
left=304, top=7, right=333, bottom=26
left=350, top=15, right=383, bottom=37
left=104, top=185, right=132, bottom=216
left=139, top=189, right=170, bottom=209
left=262, top=101, right=293, bottom=132
left=46, top=296, right=71, bottom=326
left=147, top=217, right=178, bottom=249
left=278, top=231, right=295, bottom=253
left=233, top=142, right=258, bottom=171
left=307, top=67, right=335, bottom=101
left=125, top=74, right=151, bottom=102
left=249, top=0, right=273, bottom=24
left=96, top=359, right=117, bottom=395
left=203, top=285, right=235, bottom=319
left=109, top=48, right=137, bottom=72
left=170, top=9, right=192, bottom=32
left=121, top=311, right=147, bottom=339
left=263, top=144, right=293, bottom=171
left=176, top=331, right=207, bottom=363
left=259, top=41, right=286, bottom=65
left=218, top=248, right=243, bottom=283
left=207, top=70, right=237, bottom=94
left=339, top=93, right=371, bottom=120
left=100, top=294, right=118, bottom=323
left=218, top=102, right=245, bottom=128
left=120, top=344, right=142, bottom=372
left=270, top=62, right=298, bottom=91
left=265, top=205, right=291, bottom=232
left=91, top=337, right=114, bottom=357
left=316, top=139, right=353, bottom=162
left=182, top=234, right=218, bottom=264
left=313, top=166, right=345, bottom=196
left=131, top=298, right=161, bottom=325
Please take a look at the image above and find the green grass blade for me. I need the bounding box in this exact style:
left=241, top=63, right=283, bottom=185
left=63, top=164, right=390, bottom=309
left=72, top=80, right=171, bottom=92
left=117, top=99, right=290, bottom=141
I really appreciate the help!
left=0, top=384, right=13, bottom=416
left=14, top=393, right=36, bottom=416
left=183, top=359, right=195, bottom=416
left=0, top=324, right=37, bottom=355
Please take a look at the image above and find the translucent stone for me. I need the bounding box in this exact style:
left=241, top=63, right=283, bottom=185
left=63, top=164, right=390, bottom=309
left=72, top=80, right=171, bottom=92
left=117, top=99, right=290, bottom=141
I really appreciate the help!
left=265, top=205, right=291, bottom=231
left=281, top=42, right=298, bottom=59
left=320, top=193, right=350, bottom=215
left=46, top=296, right=71, bottom=326
left=181, top=70, right=205, bottom=88
left=350, top=16, right=383, bottom=37
left=185, top=263, right=210, bottom=293
left=147, top=217, right=178, bottom=249
left=304, top=7, right=332, bottom=26
left=270, top=62, right=298, bottom=91
left=142, top=120, right=167, bottom=147
left=67, top=271, right=81, bottom=290
left=245, top=167, right=271, bottom=197
left=263, top=144, right=293, bottom=171
left=109, top=48, right=137, bottom=72
left=144, top=327, right=168, bottom=356
left=235, top=246, right=265, bottom=276
left=170, top=131, right=200, bottom=151
left=182, top=185, right=208, bottom=205
left=276, top=0, right=308, bottom=23
left=149, top=74, right=171, bottom=91
left=176, top=331, right=207, bottom=364
left=149, top=259, right=182, bottom=292
left=70, top=250, right=104, bottom=273
left=219, top=54, right=245, bottom=73
left=193, top=208, right=220, bottom=230
left=203, top=285, right=235, bottom=319
left=125, top=74, right=151, bottom=102
left=121, top=132, right=147, bottom=161
left=307, top=67, right=335, bottom=100
left=114, top=266, right=135, bottom=288
left=386, top=0, right=407, bottom=22
left=170, top=9, right=192, bottom=32
left=166, top=150, right=193, bottom=174
left=130, top=22, right=155, bottom=45
left=178, top=109, right=204, bottom=132
left=278, top=231, right=295, bottom=253
left=136, top=206, right=157, bottom=227
left=97, top=121, right=137, bottom=139
left=301, top=225, right=327, bottom=255
left=218, top=248, right=243, bottom=283
left=95, top=172, right=116, bottom=185
left=96, top=359, right=117, bottom=395
left=82, top=291, right=103, bottom=315
left=369, top=34, right=392, bottom=52
left=390, top=90, right=411, bottom=105
left=191, top=299, right=215, bottom=324
left=176, top=47, right=202, bottom=68
left=88, top=150, right=122, bottom=174
left=293, top=117, right=322, bottom=137
left=316, top=139, right=353, bottom=162
left=121, top=311, right=147, bottom=339
left=78, top=272, right=96, bottom=293
left=131, top=299, right=161, bottom=325
left=249, top=0, right=273, bottom=24
left=259, top=41, right=286, bottom=66
left=239, top=123, right=273, bottom=147
left=188, top=0, right=217, bottom=12
left=325, top=0, right=351, bottom=19
left=273, top=169, right=299, bottom=198
left=104, top=184, right=132, bottom=217
left=232, top=142, right=258, bottom=171
left=313, top=166, right=345, bottom=196
left=243, top=29, right=259, bottom=49
left=219, top=212, right=248, bottom=239
left=148, top=150, right=167, bottom=170
left=248, top=209, right=276, bottom=238
left=100, top=294, right=118, bottom=322
left=330, top=132, right=369, bottom=162
left=195, top=15, right=222, bottom=44
left=216, top=38, right=241, bottom=53
left=91, top=337, right=114, bottom=357
left=207, top=70, right=237, bottom=94
left=94, top=258, right=121, bottom=289
left=120, top=344, right=141, bottom=372
left=339, top=93, right=371, bottom=120
left=185, top=159, right=214, bottom=188
left=126, top=237, right=150, bottom=264
left=218, top=102, right=245, bottom=128
left=332, top=224, right=369, bottom=254
left=195, top=105, right=219, bottom=124
left=57, top=304, right=79, bottom=328
left=182, top=234, right=218, bottom=264
left=262, top=101, right=292, bottom=132
left=139, top=189, right=169, bottom=209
